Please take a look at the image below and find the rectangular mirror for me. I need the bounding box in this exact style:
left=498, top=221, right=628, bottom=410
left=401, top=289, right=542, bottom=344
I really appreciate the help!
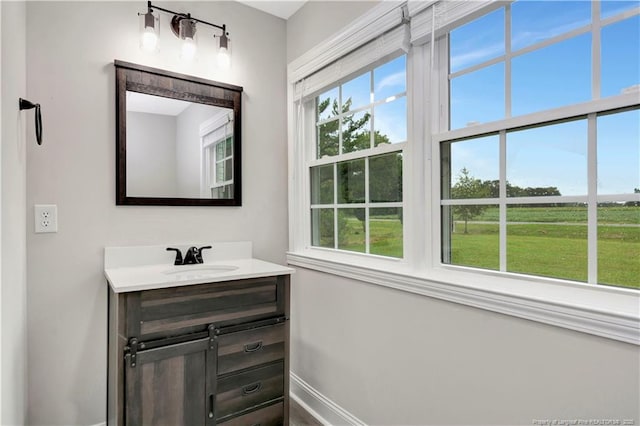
left=115, top=60, right=243, bottom=206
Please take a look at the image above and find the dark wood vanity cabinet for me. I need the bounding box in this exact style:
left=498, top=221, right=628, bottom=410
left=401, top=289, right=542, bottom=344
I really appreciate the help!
left=108, top=275, right=290, bottom=426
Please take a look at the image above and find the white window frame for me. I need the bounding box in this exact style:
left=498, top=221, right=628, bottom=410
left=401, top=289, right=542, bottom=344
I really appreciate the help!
left=287, top=1, right=640, bottom=345
left=200, top=112, right=234, bottom=198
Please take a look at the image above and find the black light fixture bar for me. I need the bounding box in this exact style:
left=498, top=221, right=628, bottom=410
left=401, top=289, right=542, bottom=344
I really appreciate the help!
left=146, top=1, right=226, bottom=34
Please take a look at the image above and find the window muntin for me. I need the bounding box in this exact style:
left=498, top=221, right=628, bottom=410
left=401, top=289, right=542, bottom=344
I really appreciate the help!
left=308, top=56, right=406, bottom=259
left=441, top=0, right=639, bottom=290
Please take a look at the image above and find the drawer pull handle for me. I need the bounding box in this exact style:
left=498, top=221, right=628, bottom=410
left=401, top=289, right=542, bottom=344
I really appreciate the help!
left=242, top=382, right=262, bottom=396
left=244, top=341, right=263, bottom=353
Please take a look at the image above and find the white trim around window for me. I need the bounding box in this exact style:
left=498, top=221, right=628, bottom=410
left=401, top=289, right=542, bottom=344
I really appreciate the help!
left=287, top=1, right=640, bottom=345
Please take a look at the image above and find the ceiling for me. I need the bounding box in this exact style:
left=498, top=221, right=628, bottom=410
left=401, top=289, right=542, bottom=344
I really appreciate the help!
left=237, top=0, right=308, bottom=19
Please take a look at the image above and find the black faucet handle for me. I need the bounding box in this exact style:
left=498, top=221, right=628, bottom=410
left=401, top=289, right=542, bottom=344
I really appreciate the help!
left=166, top=247, right=184, bottom=265
left=196, top=246, right=212, bottom=263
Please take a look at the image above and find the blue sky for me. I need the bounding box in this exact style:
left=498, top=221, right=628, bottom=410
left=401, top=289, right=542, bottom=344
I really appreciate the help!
left=316, top=1, right=639, bottom=197
left=449, top=1, right=639, bottom=196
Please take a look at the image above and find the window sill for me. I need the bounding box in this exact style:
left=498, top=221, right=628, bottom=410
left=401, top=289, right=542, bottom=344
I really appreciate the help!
left=286, top=250, right=640, bottom=345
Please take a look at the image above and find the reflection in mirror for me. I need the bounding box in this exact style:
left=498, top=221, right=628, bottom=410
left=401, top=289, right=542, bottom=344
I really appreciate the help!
left=126, top=92, right=234, bottom=199
left=115, top=60, right=242, bottom=206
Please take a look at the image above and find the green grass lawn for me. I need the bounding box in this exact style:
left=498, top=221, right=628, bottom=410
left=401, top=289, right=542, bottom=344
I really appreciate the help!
left=451, top=222, right=639, bottom=289
left=333, top=205, right=639, bottom=289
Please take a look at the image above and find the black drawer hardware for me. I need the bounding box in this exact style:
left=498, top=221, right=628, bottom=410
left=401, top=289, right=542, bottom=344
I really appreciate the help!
left=242, top=382, right=262, bottom=396
left=208, top=394, right=214, bottom=419
left=243, top=341, right=263, bottom=353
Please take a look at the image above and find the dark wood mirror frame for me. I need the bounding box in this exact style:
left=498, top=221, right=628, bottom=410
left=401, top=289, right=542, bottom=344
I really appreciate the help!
left=115, top=60, right=243, bottom=206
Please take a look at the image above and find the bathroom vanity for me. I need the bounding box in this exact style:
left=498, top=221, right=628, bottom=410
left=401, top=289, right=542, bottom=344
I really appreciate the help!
left=105, top=243, right=293, bottom=426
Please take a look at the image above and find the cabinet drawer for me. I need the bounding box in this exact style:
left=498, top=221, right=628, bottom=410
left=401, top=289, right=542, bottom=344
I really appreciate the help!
left=217, top=323, right=285, bottom=375
left=217, top=401, right=283, bottom=426
left=129, top=277, right=285, bottom=340
left=216, top=362, right=284, bottom=421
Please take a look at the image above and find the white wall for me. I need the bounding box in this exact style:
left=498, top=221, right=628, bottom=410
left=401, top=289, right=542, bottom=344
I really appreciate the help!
left=26, top=1, right=287, bottom=424
left=175, top=103, right=218, bottom=197
left=1, top=2, right=27, bottom=425
left=126, top=111, right=178, bottom=197
left=287, top=2, right=640, bottom=424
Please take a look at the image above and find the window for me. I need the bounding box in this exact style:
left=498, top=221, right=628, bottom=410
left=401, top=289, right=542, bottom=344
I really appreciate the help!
left=289, top=0, right=639, bottom=343
left=309, top=55, right=407, bottom=258
left=201, top=113, right=234, bottom=198
left=441, top=2, right=639, bottom=289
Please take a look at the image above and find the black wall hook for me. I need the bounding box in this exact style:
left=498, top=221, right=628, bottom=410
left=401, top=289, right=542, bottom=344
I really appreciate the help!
left=19, top=98, right=43, bottom=145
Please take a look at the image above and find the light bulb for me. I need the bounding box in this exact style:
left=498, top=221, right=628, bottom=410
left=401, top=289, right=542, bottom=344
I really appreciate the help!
left=141, top=27, right=158, bottom=52
left=139, top=10, right=159, bottom=52
left=217, top=46, right=231, bottom=69
left=181, top=37, right=197, bottom=61
left=217, top=33, right=231, bottom=69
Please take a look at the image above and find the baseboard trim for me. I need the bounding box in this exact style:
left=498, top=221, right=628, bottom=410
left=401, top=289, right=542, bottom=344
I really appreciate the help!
left=290, top=371, right=366, bottom=426
left=88, top=423, right=106, bottom=426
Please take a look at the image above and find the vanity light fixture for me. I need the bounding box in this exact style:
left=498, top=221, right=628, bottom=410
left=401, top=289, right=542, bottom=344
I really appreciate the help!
left=138, top=1, right=231, bottom=68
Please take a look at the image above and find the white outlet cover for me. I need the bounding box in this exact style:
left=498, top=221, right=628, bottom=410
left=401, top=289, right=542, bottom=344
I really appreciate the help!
left=34, top=204, right=58, bottom=233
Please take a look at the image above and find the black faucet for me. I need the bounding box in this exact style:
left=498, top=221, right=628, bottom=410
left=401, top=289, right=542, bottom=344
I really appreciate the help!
left=166, top=246, right=212, bottom=265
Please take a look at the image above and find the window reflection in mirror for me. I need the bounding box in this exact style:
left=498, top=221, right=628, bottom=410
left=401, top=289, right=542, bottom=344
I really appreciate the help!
left=126, top=92, right=234, bottom=199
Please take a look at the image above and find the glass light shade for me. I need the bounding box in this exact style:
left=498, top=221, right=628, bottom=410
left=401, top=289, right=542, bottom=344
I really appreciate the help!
left=179, top=18, right=197, bottom=61
left=217, top=34, right=231, bottom=69
left=139, top=11, right=159, bottom=52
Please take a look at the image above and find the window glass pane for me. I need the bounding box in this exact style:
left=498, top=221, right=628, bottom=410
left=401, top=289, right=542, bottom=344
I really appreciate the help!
left=317, top=87, right=339, bottom=121
left=507, top=204, right=587, bottom=282
left=337, top=159, right=365, bottom=203
left=310, top=164, right=334, bottom=205
left=450, top=63, right=505, bottom=130
left=311, top=208, right=334, bottom=248
left=337, top=208, right=365, bottom=253
left=370, top=207, right=403, bottom=258
left=374, top=97, right=407, bottom=144
left=369, top=152, right=403, bottom=202
left=442, top=204, right=499, bottom=270
left=512, top=33, right=591, bottom=116
left=374, top=55, right=406, bottom=101
left=598, top=203, right=640, bottom=289
left=317, top=119, right=339, bottom=158
left=342, top=110, right=371, bottom=154
left=216, top=161, right=224, bottom=182
left=342, top=72, right=371, bottom=112
left=225, top=137, right=233, bottom=156
left=507, top=119, right=587, bottom=196
left=601, top=1, right=639, bottom=19
left=443, top=135, right=499, bottom=199
left=597, top=109, right=640, bottom=195
left=216, top=141, right=224, bottom=158
left=450, top=8, right=505, bottom=73
left=225, top=158, right=233, bottom=181
left=598, top=201, right=640, bottom=288
left=601, top=16, right=640, bottom=98
left=511, top=1, right=591, bottom=51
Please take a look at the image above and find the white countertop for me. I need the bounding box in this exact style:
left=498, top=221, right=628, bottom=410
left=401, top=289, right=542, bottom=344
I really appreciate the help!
left=104, top=242, right=294, bottom=293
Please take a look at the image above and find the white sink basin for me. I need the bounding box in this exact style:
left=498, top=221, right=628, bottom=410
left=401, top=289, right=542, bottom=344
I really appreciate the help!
left=163, top=264, right=239, bottom=279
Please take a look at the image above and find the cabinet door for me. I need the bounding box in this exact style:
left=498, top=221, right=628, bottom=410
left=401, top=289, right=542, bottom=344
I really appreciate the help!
left=125, top=338, right=215, bottom=426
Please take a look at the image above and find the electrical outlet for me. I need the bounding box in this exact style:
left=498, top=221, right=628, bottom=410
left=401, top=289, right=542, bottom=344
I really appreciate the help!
left=34, top=204, right=58, bottom=233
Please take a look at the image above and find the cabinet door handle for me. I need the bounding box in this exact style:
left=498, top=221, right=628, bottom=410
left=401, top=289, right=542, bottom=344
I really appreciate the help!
left=243, top=341, right=263, bottom=353
left=208, top=394, right=214, bottom=419
left=241, top=382, right=262, bottom=395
